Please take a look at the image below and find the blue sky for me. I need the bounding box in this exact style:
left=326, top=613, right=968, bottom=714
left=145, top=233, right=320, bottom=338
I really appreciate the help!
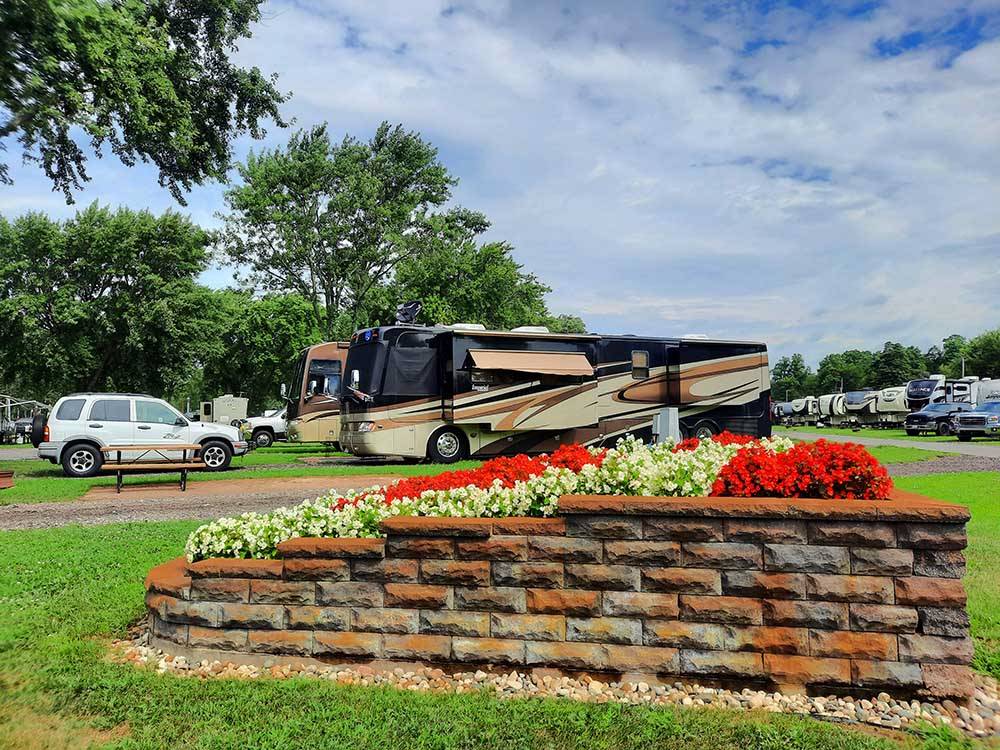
left=3, top=0, right=1000, bottom=367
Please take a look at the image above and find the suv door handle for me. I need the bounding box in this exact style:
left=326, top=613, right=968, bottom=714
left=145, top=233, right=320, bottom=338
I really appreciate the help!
left=89, top=423, right=103, bottom=428
left=137, top=425, right=151, bottom=430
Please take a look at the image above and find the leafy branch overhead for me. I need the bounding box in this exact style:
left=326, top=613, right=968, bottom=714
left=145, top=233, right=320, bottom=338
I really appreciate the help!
left=0, top=0, right=287, bottom=202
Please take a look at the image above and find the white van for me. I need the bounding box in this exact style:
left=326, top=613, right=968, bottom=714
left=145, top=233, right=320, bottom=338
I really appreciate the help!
left=35, top=393, right=249, bottom=477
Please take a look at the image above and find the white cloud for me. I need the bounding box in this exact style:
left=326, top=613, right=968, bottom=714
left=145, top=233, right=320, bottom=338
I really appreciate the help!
left=2, top=0, right=999, bottom=368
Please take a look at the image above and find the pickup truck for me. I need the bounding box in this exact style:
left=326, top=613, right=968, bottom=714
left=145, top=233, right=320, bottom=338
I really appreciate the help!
left=953, top=401, right=1000, bottom=441
left=244, top=408, right=288, bottom=448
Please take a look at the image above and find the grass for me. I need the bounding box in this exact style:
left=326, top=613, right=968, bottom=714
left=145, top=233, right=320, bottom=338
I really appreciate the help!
left=864, top=446, right=947, bottom=464
left=0, top=523, right=963, bottom=750
left=776, top=426, right=1000, bottom=445
left=0, top=451, right=483, bottom=506
left=894, top=472, right=1000, bottom=680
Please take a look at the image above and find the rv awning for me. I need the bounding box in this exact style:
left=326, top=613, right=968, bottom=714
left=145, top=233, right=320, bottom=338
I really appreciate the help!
left=467, top=349, right=594, bottom=377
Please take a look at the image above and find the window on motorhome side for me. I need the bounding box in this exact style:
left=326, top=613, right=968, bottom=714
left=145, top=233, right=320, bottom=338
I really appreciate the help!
left=631, top=350, right=650, bottom=380
left=89, top=400, right=130, bottom=422
left=136, top=400, right=179, bottom=424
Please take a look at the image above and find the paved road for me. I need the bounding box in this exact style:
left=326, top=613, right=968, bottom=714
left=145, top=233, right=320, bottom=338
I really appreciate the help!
left=0, top=474, right=397, bottom=531
left=775, top=430, right=1000, bottom=458
left=0, top=447, right=40, bottom=461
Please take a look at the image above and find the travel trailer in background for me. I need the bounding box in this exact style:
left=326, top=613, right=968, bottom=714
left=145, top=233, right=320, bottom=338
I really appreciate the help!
left=817, top=393, right=847, bottom=427
left=905, top=375, right=945, bottom=411
left=339, top=325, right=771, bottom=462
left=199, top=394, right=248, bottom=426
left=972, top=379, right=1000, bottom=407
left=844, top=389, right=878, bottom=426
left=874, top=386, right=909, bottom=426
left=284, top=341, right=351, bottom=444
left=789, top=396, right=818, bottom=426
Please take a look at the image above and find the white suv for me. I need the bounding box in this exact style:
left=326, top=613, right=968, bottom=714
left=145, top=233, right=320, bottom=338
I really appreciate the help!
left=36, top=393, right=250, bottom=477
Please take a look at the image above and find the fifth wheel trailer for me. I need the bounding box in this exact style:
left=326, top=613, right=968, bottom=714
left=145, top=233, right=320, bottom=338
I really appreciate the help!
left=339, top=325, right=771, bottom=462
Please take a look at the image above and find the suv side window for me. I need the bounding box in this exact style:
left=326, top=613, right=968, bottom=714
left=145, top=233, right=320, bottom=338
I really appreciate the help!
left=89, top=399, right=130, bottom=422
left=136, top=400, right=179, bottom=424
left=55, top=399, right=86, bottom=420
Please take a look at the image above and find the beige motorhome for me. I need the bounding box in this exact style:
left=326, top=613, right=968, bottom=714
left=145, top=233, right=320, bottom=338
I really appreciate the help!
left=339, top=325, right=771, bottom=462
left=284, top=342, right=350, bottom=444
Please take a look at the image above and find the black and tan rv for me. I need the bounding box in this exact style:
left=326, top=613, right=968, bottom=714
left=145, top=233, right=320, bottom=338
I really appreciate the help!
left=285, top=341, right=351, bottom=444
left=338, top=325, right=771, bottom=462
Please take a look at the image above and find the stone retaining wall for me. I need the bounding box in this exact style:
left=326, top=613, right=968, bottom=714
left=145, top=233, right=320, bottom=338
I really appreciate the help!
left=145, top=489, right=974, bottom=698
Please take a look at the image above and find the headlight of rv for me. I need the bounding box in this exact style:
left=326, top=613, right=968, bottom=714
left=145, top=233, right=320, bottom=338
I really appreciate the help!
left=357, top=421, right=376, bottom=433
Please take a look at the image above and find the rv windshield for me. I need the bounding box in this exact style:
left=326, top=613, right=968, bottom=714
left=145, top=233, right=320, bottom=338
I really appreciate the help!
left=344, top=340, right=387, bottom=399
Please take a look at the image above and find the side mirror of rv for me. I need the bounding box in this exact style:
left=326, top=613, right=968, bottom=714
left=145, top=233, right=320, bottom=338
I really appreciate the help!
left=279, top=383, right=287, bottom=399
left=350, top=369, right=360, bottom=390
left=305, top=380, right=317, bottom=400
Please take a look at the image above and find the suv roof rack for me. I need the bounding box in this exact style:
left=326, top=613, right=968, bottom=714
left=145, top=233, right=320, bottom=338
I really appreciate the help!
left=65, top=392, right=156, bottom=398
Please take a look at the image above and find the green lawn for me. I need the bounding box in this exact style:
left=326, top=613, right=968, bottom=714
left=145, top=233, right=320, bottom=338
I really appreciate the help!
left=0, top=452, right=483, bottom=506
left=776, top=426, right=1000, bottom=445
left=0, top=523, right=959, bottom=750
left=864, top=446, right=946, bottom=465
left=895, top=472, right=1000, bottom=679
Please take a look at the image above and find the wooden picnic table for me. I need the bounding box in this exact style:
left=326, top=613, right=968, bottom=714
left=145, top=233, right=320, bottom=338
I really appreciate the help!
left=100, top=443, right=205, bottom=493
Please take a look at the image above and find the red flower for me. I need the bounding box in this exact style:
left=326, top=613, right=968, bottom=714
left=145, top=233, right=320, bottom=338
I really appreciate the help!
left=342, top=443, right=606, bottom=509
left=673, top=431, right=757, bottom=453
left=711, top=439, right=892, bottom=500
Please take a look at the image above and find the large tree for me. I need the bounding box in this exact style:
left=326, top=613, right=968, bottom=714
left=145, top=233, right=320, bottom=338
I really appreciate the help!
left=0, top=203, right=213, bottom=401
left=195, top=292, right=323, bottom=414
left=0, top=0, right=285, bottom=201
left=814, top=349, right=875, bottom=393
left=367, top=216, right=585, bottom=333
left=770, top=354, right=813, bottom=401
left=870, top=341, right=926, bottom=388
left=964, top=329, right=1000, bottom=379
left=219, top=123, right=466, bottom=340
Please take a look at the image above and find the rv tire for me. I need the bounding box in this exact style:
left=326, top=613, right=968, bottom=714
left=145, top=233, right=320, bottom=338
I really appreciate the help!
left=427, top=428, right=467, bottom=464
left=692, top=421, right=718, bottom=441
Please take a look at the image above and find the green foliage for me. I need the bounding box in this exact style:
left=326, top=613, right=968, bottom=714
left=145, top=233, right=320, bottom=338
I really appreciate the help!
left=964, top=330, right=1000, bottom=379
left=870, top=341, right=926, bottom=389
left=219, top=123, right=585, bottom=339
left=196, top=292, right=323, bottom=414
left=771, top=354, right=813, bottom=400
left=219, top=123, right=462, bottom=340
left=814, top=350, right=876, bottom=393
left=0, top=203, right=213, bottom=402
left=0, top=0, right=286, bottom=201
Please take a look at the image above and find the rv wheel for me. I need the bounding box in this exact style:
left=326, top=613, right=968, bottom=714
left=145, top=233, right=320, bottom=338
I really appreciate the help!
left=692, top=421, right=717, bottom=441
left=428, top=428, right=467, bottom=464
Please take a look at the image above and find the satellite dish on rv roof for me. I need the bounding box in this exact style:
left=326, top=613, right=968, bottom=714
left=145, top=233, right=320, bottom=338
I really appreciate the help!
left=395, top=301, right=422, bottom=324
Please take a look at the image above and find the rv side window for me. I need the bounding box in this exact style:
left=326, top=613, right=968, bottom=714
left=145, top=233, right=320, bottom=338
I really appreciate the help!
left=631, top=350, right=649, bottom=380
left=203, top=403, right=213, bottom=416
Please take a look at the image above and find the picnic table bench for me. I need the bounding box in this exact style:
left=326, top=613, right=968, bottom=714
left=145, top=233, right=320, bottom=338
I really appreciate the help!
left=100, top=444, right=205, bottom=493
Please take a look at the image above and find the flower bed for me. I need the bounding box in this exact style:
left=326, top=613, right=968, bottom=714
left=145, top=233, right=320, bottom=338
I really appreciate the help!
left=185, top=434, right=891, bottom=562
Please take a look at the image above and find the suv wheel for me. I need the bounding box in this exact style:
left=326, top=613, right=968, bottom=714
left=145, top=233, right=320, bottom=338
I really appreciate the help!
left=199, top=440, right=233, bottom=471
left=62, top=444, right=102, bottom=478
left=252, top=429, right=274, bottom=448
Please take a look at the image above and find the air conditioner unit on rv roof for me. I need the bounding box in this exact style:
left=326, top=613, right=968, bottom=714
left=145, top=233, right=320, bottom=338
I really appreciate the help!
left=511, top=326, right=550, bottom=333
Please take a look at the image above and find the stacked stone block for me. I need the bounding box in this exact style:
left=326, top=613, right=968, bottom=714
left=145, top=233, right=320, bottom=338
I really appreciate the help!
left=145, top=490, right=973, bottom=698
